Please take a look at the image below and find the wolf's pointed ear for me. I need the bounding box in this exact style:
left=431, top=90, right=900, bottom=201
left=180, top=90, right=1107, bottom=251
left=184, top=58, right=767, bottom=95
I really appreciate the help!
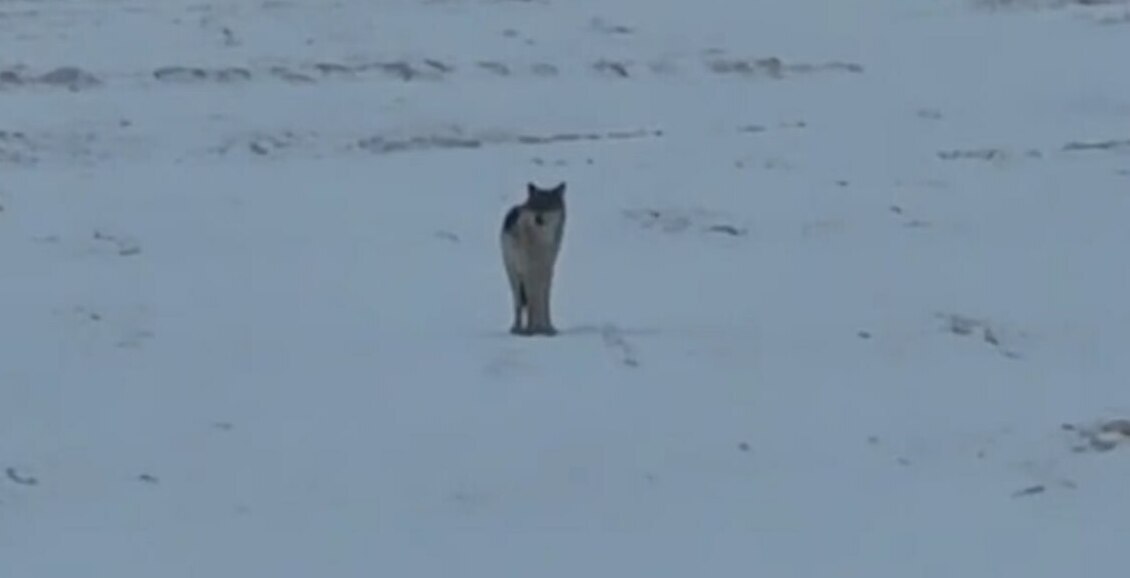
left=527, top=182, right=538, bottom=196
left=552, top=182, right=566, bottom=195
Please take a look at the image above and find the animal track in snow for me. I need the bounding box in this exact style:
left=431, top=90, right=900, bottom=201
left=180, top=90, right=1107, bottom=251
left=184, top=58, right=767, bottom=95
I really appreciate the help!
left=622, top=207, right=748, bottom=238
left=0, top=127, right=132, bottom=167
left=600, top=324, right=639, bottom=368
left=93, top=230, right=142, bottom=256
left=1063, top=418, right=1130, bottom=453
left=936, top=312, right=1022, bottom=359
left=55, top=304, right=155, bottom=350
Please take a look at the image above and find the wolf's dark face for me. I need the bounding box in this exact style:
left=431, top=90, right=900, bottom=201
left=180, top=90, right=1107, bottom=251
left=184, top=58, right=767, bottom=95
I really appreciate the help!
left=526, top=182, right=566, bottom=215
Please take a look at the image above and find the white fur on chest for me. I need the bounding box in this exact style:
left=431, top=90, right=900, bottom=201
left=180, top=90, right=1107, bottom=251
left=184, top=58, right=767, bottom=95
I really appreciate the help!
left=502, top=209, right=564, bottom=273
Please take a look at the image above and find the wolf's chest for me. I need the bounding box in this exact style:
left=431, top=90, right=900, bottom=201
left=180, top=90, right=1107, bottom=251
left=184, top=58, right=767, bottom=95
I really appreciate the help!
left=517, top=211, right=563, bottom=245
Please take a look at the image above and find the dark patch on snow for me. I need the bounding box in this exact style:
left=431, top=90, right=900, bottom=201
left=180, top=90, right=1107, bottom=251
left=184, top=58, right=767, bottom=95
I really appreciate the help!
left=221, top=27, right=240, bottom=47
left=938, top=147, right=1042, bottom=162
left=377, top=61, right=420, bottom=81
left=435, top=230, right=461, bottom=243
left=937, top=312, right=1021, bottom=358
left=0, top=69, right=24, bottom=87
left=938, top=148, right=1006, bottom=161
left=269, top=66, right=316, bottom=84
left=6, top=467, right=38, bottom=486
left=38, top=66, right=102, bottom=90
left=477, top=61, right=511, bottom=76
left=1011, top=484, right=1045, bottom=498
left=1066, top=418, right=1130, bottom=453
left=154, top=66, right=251, bottom=83
left=738, top=124, right=767, bottom=134
left=705, top=55, right=862, bottom=78
left=888, top=205, right=932, bottom=228
left=424, top=59, right=454, bottom=73
left=1063, top=138, right=1130, bottom=152
left=94, top=229, right=142, bottom=256
left=593, top=59, right=631, bottom=78
left=0, top=66, right=96, bottom=90
left=590, top=17, right=634, bottom=35
left=707, top=56, right=783, bottom=77
left=705, top=224, right=747, bottom=236
left=313, top=62, right=354, bottom=76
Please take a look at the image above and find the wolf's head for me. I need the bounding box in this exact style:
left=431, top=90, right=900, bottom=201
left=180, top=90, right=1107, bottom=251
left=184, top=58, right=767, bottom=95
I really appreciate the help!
left=526, top=182, right=565, bottom=213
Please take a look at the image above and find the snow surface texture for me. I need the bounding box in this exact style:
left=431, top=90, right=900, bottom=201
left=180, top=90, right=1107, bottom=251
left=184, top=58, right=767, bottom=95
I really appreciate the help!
left=2, top=0, right=1130, bottom=576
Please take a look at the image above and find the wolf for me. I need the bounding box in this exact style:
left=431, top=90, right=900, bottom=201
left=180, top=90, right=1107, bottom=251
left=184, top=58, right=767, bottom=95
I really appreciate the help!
left=500, top=182, right=566, bottom=336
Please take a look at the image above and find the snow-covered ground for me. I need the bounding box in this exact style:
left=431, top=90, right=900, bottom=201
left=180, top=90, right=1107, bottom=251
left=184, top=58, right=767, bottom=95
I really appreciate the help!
left=3, top=0, right=1130, bottom=575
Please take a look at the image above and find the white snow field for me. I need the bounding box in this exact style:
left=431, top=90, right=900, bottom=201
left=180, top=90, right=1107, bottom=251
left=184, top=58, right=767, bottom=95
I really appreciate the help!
left=3, top=0, right=1130, bottom=575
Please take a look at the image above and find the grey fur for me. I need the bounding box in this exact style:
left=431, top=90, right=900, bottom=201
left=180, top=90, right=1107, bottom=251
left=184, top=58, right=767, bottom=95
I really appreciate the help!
left=501, top=182, right=566, bottom=336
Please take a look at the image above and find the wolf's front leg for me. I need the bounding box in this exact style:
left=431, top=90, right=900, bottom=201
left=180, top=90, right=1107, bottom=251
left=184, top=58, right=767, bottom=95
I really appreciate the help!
left=508, top=278, right=527, bottom=335
left=525, top=269, right=557, bottom=336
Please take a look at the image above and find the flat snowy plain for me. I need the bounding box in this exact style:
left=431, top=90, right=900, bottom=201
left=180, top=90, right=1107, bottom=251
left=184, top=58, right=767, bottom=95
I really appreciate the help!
left=2, top=0, right=1130, bottom=576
